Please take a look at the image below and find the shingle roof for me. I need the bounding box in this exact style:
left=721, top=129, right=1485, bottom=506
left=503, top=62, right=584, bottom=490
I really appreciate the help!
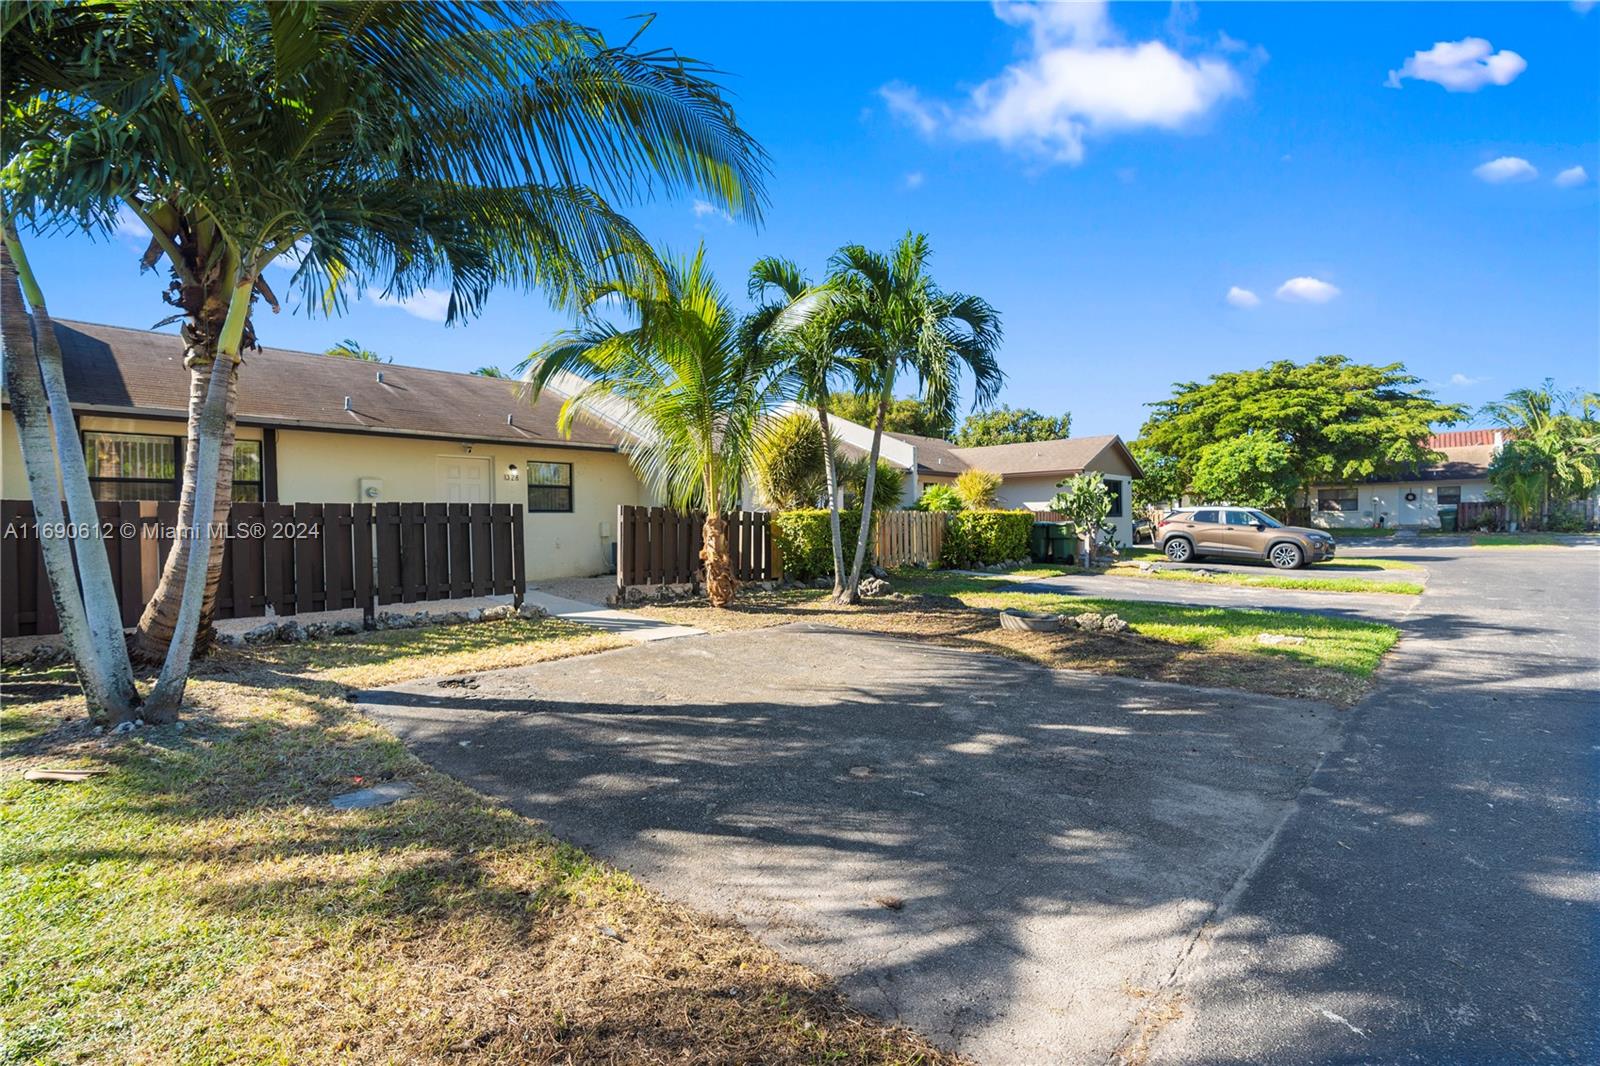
left=884, top=430, right=1141, bottom=479
left=1378, top=444, right=1496, bottom=483
left=38, top=319, right=623, bottom=450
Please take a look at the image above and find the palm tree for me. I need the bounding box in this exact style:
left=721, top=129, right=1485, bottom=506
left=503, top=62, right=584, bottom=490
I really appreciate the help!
left=1481, top=381, right=1600, bottom=525
left=6, top=1, right=766, bottom=717
left=746, top=257, right=855, bottom=594
left=827, top=233, right=1004, bottom=602
left=519, top=247, right=791, bottom=607
left=472, top=366, right=508, bottom=378
left=326, top=340, right=386, bottom=362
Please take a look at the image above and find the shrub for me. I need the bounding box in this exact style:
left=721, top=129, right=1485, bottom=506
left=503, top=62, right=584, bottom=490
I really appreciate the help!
left=773, top=508, right=866, bottom=581
left=837, top=457, right=905, bottom=511
left=940, top=509, right=1034, bottom=569
left=915, top=484, right=963, bottom=513
left=953, top=468, right=1002, bottom=509
left=755, top=412, right=829, bottom=509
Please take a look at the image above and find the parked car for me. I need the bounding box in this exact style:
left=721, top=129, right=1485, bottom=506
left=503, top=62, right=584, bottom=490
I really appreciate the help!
left=1131, top=516, right=1155, bottom=544
left=1155, top=507, right=1336, bottom=569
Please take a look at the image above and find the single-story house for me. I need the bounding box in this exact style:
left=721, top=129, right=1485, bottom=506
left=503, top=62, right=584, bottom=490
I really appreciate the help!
left=1, top=319, right=648, bottom=578
left=817, top=414, right=1144, bottom=546
left=1308, top=430, right=1501, bottom=530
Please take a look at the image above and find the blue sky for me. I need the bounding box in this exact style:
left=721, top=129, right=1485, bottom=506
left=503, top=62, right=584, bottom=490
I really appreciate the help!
left=22, top=1, right=1600, bottom=438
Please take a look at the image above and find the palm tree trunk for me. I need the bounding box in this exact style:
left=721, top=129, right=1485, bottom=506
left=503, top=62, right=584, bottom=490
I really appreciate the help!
left=815, top=404, right=846, bottom=595
left=1, top=244, right=141, bottom=724
left=144, top=280, right=250, bottom=719
left=130, top=327, right=240, bottom=662
left=701, top=512, right=736, bottom=607
left=838, top=386, right=890, bottom=604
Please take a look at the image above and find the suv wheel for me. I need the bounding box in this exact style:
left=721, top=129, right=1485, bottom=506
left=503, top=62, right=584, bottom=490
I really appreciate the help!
left=1164, top=537, right=1194, bottom=563
left=1268, top=542, right=1304, bottom=570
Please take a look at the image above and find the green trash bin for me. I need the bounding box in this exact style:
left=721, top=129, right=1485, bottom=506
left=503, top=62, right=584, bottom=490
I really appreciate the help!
left=1030, top=522, right=1051, bottom=563
left=1048, top=523, right=1076, bottom=563
left=1439, top=507, right=1458, bottom=533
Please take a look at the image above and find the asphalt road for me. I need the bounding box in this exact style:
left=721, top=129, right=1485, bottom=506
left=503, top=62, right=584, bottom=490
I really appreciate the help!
left=1148, top=547, right=1600, bottom=1064
left=358, top=548, right=1598, bottom=1064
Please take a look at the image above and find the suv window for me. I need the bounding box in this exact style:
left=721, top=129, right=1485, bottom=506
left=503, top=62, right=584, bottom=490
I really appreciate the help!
left=1191, top=509, right=1219, bottom=524
left=1224, top=510, right=1254, bottom=526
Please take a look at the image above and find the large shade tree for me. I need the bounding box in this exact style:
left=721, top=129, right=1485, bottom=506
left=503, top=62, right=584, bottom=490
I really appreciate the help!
left=1135, top=356, right=1467, bottom=511
left=3, top=1, right=765, bottom=719
left=520, top=248, right=791, bottom=607
left=827, top=233, right=1004, bottom=602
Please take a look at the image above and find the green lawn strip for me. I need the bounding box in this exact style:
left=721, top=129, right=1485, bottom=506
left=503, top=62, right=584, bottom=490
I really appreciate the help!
left=1105, top=564, right=1423, bottom=596
left=1465, top=533, right=1600, bottom=547
left=893, top=572, right=1399, bottom=676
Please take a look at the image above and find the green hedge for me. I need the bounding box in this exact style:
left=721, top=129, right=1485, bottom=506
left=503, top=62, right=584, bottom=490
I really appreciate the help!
left=773, top=508, right=868, bottom=581
left=940, top=509, right=1035, bottom=569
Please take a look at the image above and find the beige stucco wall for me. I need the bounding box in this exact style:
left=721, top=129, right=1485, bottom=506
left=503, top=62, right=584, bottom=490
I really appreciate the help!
left=4, top=411, right=645, bottom=579
left=1310, top=480, right=1491, bottom=530
left=273, top=428, right=643, bottom=578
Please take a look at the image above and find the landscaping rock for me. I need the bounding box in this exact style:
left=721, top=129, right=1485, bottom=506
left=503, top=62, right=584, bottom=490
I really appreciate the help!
left=481, top=604, right=517, bottom=621
left=464, top=608, right=484, bottom=623
left=859, top=576, right=892, bottom=597
left=331, top=620, right=362, bottom=635
left=1071, top=612, right=1104, bottom=631
left=276, top=620, right=309, bottom=643
left=516, top=602, right=548, bottom=620
left=212, top=632, right=241, bottom=648
left=1257, top=633, right=1307, bottom=646
left=1101, top=614, right=1129, bottom=633
left=303, top=623, right=329, bottom=640
left=242, top=622, right=278, bottom=645
left=811, top=577, right=833, bottom=589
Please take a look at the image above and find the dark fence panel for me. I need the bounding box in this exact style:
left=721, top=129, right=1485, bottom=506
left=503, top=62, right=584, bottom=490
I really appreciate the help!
left=1, top=499, right=524, bottom=637
left=616, top=505, right=776, bottom=590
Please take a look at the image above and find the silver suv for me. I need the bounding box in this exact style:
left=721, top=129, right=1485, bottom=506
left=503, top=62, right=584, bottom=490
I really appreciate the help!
left=1155, top=507, right=1336, bottom=569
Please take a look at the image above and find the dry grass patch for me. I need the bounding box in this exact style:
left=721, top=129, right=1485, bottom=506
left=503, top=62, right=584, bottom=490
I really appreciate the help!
left=2, top=619, right=958, bottom=1065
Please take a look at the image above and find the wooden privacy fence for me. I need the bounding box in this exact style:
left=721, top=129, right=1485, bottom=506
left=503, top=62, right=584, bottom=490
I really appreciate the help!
left=616, top=505, right=777, bottom=589
left=1454, top=500, right=1506, bottom=532
left=874, top=511, right=946, bottom=568
left=1, top=500, right=525, bottom=638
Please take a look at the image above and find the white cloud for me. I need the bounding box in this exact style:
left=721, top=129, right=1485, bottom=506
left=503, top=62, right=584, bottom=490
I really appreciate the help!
left=1573, top=2, right=1596, bottom=14
left=113, top=206, right=149, bottom=248
left=1385, top=38, right=1526, bottom=92
left=1554, top=165, right=1590, bottom=188
left=881, top=0, right=1249, bottom=165
left=902, top=170, right=925, bottom=190
left=367, top=287, right=451, bottom=322
left=1225, top=286, right=1260, bottom=308
left=691, top=199, right=732, bottom=224
left=1275, top=277, right=1340, bottom=304
left=1448, top=373, right=1486, bottom=387
left=1473, top=156, right=1538, bottom=184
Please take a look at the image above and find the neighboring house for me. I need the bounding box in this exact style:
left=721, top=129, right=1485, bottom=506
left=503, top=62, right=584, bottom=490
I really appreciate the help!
left=0, top=320, right=648, bottom=578
left=1307, top=430, right=1502, bottom=530
left=813, top=410, right=1144, bottom=545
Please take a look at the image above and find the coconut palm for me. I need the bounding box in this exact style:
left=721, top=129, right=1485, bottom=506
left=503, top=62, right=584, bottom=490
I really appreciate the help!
left=1481, top=381, right=1600, bottom=524
left=4, top=1, right=766, bottom=717
left=519, top=247, right=791, bottom=607
left=746, top=257, right=856, bottom=593
left=827, top=233, right=1004, bottom=602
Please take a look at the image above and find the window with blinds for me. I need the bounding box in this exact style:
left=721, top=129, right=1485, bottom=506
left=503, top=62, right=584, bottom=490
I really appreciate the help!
left=526, top=461, right=573, bottom=513
left=84, top=431, right=179, bottom=501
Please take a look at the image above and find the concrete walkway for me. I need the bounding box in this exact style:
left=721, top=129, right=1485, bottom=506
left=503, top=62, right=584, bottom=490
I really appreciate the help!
left=523, top=589, right=704, bottom=643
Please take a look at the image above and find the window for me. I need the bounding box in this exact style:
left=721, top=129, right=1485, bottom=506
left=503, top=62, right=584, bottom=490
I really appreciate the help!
left=1224, top=510, right=1255, bottom=526
left=1191, top=509, right=1219, bottom=524
left=1318, top=489, right=1358, bottom=512
left=526, top=461, right=573, bottom=513
left=232, top=439, right=263, bottom=502
left=1246, top=509, right=1283, bottom=528
left=1103, top=478, right=1124, bottom=518
left=1437, top=486, right=1461, bottom=506
left=84, top=431, right=179, bottom=501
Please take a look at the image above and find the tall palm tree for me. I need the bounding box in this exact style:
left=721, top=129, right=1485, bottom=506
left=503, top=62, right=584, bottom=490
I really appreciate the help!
left=1481, top=381, right=1600, bottom=524
left=325, top=340, right=386, bottom=362
left=827, top=233, right=1004, bottom=602
left=5, top=1, right=766, bottom=717
left=746, top=257, right=855, bottom=594
left=519, top=247, right=791, bottom=607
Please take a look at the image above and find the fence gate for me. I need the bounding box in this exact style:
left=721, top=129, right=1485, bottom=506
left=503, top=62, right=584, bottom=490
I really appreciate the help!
left=874, top=511, right=946, bottom=568
left=616, top=505, right=777, bottom=590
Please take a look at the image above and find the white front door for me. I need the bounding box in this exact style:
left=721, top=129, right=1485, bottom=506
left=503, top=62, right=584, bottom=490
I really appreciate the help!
left=437, top=456, right=491, bottom=504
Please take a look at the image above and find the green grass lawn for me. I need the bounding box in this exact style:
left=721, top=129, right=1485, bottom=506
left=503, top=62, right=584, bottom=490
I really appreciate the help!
left=1, top=620, right=953, bottom=1065
left=1464, top=533, right=1600, bottom=547
left=894, top=572, right=1400, bottom=678
left=1104, top=563, right=1424, bottom=596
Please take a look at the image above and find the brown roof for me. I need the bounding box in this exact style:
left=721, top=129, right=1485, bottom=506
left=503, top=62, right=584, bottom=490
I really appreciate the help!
left=1428, top=429, right=1505, bottom=449
left=37, top=319, right=623, bottom=450
left=886, top=430, right=1142, bottom=479
left=1399, top=443, right=1496, bottom=482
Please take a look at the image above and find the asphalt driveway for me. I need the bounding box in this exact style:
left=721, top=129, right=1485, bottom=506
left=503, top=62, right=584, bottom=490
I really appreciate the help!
left=359, top=624, right=1340, bottom=1063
